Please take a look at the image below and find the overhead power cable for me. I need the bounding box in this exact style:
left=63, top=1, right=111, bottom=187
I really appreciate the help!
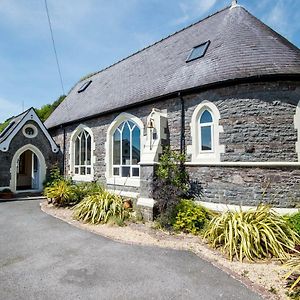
left=44, top=0, right=65, bottom=95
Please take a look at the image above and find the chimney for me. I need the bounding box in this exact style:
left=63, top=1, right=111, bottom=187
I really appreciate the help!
left=231, top=0, right=238, bottom=7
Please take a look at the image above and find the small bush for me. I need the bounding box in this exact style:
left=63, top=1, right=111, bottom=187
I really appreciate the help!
left=153, top=148, right=190, bottom=227
left=173, top=200, right=212, bottom=235
left=286, top=212, right=300, bottom=236
left=72, top=182, right=103, bottom=203
left=45, top=165, right=63, bottom=187
left=72, top=191, right=127, bottom=225
left=204, top=204, right=300, bottom=261
left=44, top=179, right=75, bottom=207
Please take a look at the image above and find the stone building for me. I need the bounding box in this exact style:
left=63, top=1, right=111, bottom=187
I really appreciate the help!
left=0, top=108, right=60, bottom=193
left=4, top=2, right=300, bottom=216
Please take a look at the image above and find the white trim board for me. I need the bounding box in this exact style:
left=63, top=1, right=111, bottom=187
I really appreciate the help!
left=108, top=189, right=139, bottom=199
left=197, top=201, right=299, bottom=215
left=186, top=161, right=300, bottom=167
left=0, top=108, right=59, bottom=153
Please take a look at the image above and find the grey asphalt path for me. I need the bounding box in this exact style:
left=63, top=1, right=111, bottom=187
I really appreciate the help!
left=0, top=200, right=262, bottom=300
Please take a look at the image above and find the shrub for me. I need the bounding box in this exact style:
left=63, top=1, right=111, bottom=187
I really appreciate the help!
left=44, top=179, right=75, bottom=207
left=45, top=165, right=63, bottom=187
left=173, top=200, right=212, bottom=235
left=72, top=182, right=103, bottom=203
left=285, top=212, right=300, bottom=236
left=204, top=204, right=300, bottom=262
left=152, top=148, right=190, bottom=227
left=72, top=191, right=127, bottom=225
left=285, top=256, right=300, bottom=294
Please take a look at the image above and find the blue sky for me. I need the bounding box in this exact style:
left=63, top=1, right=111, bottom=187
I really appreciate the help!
left=0, top=0, right=299, bottom=123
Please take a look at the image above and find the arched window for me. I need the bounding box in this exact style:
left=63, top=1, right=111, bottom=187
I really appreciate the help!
left=188, top=101, right=224, bottom=163
left=70, top=125, right=95, bottom=181
left=199, top=110, right=213, bottom=152
left=112, top=120, right=140, bottom=177
left=74, top=130, right=92, bottom=176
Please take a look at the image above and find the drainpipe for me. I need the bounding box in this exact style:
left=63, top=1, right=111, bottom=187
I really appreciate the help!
left=62, top=126, right=66, bottom=177
left=178, top=92, right=185, bottom=155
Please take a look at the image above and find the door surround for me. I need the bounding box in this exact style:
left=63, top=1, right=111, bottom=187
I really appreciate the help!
left=10, top=144, right=46, bottom=193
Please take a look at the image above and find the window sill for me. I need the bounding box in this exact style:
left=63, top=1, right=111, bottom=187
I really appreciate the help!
left=72, top=175, right=94, bottom=182
left=106, top=177, right=140, bottom=187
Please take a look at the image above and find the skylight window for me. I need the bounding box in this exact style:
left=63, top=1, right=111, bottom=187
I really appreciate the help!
left=186, top=41, right=210, bottom=63
left=78, top=80, right=92, bottom=93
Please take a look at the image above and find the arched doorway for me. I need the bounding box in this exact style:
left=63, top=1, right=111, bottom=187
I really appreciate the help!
left=10, top=145, right=46, bottom=193
left=16, top=150, right=39, bottom=191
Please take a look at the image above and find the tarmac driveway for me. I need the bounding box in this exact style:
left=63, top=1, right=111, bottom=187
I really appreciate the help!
left=0, top=200, right=262, bottom=300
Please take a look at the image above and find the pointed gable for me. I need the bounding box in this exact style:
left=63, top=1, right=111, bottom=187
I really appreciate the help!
left=0, top=108, right=59, bottom=153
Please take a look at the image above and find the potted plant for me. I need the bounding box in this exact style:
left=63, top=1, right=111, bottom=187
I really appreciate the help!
left=123, top=198, right=133, bottom=209
left=0, top=188, right=14, bottom=199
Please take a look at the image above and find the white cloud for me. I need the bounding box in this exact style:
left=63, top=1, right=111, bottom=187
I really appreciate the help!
left=263, top=0, right=300, bottom=41
left=0, top=97, right=22, bottom=122
left=172, top=0, right=217, bottom=25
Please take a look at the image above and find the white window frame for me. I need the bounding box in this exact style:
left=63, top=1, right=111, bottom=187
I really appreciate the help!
left=112, top=120, right=141, bottom=179
left=69, top=124, right=95, bottom=182
left=22, top=124, right=38, bottom=138
left=188, top=100, right=224, bottom=163
left=199, top=110, right=214, bottom=153
left=105, top=113, right=144, bottom=187
left=295, top=100, right=300, bottom=162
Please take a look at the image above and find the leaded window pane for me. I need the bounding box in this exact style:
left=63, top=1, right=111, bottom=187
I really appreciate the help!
left=112, top=119, right=141, bottom=178
left=81, top=134, right=86, bottom=165
left=121, top=166, right=130, bottom=177
left=122, top=122, right=131, bottom=165
left=113, top=130, right=121, bottom=165
left=200, top=110, right=213, bottom=123
left=86, top=134, right=91, bottom=165
left=75, top=137, right=80, bottom=165
left=132, top=167, right=139, bottom=177
left=73, top=129, right=93, bottom=176
left=201, top=126, right=212, bottom=151
left=132, top=126, right=140, bottom=164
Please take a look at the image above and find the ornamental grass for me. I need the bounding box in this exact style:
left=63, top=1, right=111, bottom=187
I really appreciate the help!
left=204, top=204, right=300, bottom=262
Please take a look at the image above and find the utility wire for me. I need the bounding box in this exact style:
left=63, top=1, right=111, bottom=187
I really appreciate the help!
left=44, top=0, right=65, bottom=95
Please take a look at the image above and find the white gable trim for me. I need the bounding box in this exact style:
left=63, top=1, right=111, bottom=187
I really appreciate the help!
left=0, top=108, right=59, bottom=153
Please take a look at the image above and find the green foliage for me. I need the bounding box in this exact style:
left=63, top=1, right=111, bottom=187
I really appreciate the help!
left=173, top=200, right=212, bottom=235
left=72, top=191, right=127, bottom=225
left=285, top=256, right=300, bottom=294
left=72, top=182, right=103, bottom=203
left=285, top=212, right=300, bottom=236
left=44, top=179, right=75, bottom=207
left=204, top=205, right=300, bottom=262
left=0, top=118, right=12, bottom=133
left=45, top=165, right=63, bottom=187
left=153, top=148, right=190, bottom=228
left=36, top=95, right=66, bottom=122
left=156, top=147, right=189, bottom=191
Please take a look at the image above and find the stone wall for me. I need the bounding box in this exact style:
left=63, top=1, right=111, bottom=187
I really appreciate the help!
left=0, top=120, right=61, bottom=188
left=187, top=165, right=300, bottom=208
left=49, top=80, right=300, bottom=208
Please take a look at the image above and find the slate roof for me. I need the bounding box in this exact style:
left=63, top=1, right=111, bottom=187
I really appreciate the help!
left=0, top=109, right=29, bottom=143
left=45, top=5, right=300, bottom=129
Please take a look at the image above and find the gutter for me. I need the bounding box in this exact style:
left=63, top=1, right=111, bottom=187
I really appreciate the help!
left=47, top=73, right=300, bottom=130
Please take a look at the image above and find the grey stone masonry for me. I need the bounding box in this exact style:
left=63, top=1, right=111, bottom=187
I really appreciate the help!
left=187, top=165, right=300, bottom=208
left=0, top=120, right=61, bottom=188
left=50, top=80, right=300, bottom=208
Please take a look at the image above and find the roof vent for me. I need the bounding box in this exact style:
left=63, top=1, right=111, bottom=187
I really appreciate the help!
left=78, top=80, right=92, bottom=93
